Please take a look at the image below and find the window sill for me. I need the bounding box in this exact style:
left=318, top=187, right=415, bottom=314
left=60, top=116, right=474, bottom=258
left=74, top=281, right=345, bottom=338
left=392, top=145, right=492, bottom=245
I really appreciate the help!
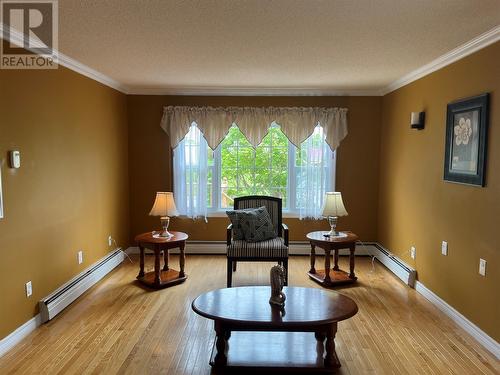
left=207, top=210, right=300, bottom=219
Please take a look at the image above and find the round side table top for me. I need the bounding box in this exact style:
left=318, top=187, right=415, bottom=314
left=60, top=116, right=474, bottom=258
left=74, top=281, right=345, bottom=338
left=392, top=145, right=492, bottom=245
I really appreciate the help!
left=192, top=286, right=358, bottom=327
left=306, top=231, right=358, bottom=244
left=135, top=231, right=188, bottom=243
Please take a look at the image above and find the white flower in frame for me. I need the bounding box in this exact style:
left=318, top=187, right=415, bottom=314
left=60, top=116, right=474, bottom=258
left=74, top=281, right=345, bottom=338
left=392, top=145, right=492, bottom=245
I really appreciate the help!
left=454, top=117, right=472, bottom=146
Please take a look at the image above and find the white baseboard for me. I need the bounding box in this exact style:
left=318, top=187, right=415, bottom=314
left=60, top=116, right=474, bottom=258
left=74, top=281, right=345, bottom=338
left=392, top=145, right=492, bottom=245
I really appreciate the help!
left=367, top=243, right=499, bottom=358
left=415, top=281, right=499, bottom=359
left=0, top=248, right=125, bottom=358
left=39, top=249, right=125, bottom=323
left=126, top=242, right=374, bottom=256
left=0, top=314, right=41, bottom=358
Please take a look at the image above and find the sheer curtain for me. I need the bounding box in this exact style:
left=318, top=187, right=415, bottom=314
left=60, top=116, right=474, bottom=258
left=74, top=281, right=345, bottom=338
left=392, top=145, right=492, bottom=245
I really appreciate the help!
left=173, top=123, right=209, bottom=220
left=174, top=123, right=336, bottom=221
left=297, top=125, right=334, bottom=219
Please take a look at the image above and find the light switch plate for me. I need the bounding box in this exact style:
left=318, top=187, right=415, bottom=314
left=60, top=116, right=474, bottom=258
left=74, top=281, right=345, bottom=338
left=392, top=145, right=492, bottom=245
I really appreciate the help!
left=479, top=259, right=486, bottom=276
left=78, top=250, right=83, bottom=265
left=26, top=281, right=32, bottom=297
left=410, top=246, right=416, bottom=259
left=441, top=241, right=448, bottom=256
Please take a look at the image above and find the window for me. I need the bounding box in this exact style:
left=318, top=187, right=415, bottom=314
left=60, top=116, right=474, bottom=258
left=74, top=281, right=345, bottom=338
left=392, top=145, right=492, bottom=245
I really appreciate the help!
left=217, top=124, right=289, bottom=208
left=174, top=122, right=334, bottom=218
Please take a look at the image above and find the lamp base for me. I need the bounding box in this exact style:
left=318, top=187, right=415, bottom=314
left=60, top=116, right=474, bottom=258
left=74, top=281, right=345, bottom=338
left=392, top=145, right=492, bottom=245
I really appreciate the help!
left=159, top=216, right=173, bottom=238
left=158, top=230, right=174, bottom=238
left=324, top=230, right=348, bottom=238
left=325, top=216, right=347, bottom=238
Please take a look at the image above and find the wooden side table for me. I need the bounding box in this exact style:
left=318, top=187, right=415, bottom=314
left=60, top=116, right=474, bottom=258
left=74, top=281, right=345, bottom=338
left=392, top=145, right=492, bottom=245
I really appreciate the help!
left=135, top=231, right=188, bottom=289
left=307, top=231, right=358, bottom=287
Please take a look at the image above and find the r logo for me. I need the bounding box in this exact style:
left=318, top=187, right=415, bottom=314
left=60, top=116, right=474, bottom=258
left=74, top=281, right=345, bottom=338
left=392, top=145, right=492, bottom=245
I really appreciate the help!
left=1, top=0, right=58, bottom=69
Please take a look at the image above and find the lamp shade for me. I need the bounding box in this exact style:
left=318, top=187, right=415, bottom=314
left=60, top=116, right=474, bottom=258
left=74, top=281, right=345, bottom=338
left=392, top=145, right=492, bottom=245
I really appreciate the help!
left=321, top=192, right=348, bottom=217
left=149, top=192, right=179, bottom=217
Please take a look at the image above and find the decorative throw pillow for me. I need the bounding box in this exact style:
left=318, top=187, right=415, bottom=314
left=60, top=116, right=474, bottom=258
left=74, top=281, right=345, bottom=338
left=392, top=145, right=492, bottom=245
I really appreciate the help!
left=238, top=206, right=276, bottom=242
left=226, top=208, right=255, bottom=240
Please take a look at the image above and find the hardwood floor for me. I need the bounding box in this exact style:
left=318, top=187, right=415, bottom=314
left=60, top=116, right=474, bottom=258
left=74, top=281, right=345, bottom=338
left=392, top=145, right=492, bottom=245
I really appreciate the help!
left=0, top=255, right=498, bottom=374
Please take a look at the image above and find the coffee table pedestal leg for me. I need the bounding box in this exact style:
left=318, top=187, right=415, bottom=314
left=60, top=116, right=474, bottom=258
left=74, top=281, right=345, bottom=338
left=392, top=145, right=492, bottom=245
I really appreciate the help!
left=214, top=322, right=228, bottom=366
left=314, top=331, right=326, bottom=341
left=325, top=323, right=341, bottom=368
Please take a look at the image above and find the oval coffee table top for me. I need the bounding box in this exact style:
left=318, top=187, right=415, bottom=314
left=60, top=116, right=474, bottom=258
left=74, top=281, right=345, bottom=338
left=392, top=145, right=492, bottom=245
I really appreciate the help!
left=192, top=286, right=358, bottom=327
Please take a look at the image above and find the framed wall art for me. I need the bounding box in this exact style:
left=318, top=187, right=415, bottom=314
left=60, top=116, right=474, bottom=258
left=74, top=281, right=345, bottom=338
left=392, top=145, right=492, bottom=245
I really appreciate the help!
left=444, top=93, right=489, bottom=186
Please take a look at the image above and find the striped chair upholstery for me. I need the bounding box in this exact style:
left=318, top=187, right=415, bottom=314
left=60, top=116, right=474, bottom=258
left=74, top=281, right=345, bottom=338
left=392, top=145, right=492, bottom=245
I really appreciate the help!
left=227, top=237, right=288, bottom=258
left=226, top=196, right=289, bottom=287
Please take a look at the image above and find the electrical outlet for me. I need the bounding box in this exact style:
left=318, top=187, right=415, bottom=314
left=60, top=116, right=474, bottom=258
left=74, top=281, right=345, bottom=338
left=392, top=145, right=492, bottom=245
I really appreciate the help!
left=479, top=259, right=486, bottom=276
left=25, top=281, right=32, bottom=297
left=410, top=246, right=416, bottom=259
left=78, top=250, right=83, bottom=265
left=108, top=235, right=113, bottom=247
left=441, top=241, right=448, bottom=256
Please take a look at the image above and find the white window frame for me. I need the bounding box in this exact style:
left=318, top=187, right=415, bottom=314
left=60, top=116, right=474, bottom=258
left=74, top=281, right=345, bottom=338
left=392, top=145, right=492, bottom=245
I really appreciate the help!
left=206, top=130, right=336, bottom=218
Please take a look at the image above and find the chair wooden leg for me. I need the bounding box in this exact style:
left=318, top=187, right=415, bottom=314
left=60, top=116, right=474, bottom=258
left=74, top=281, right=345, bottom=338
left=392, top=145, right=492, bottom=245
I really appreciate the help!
left=227, top=259, right=233, bottom=287
left=232, top=261, right=237, bottom=272
left=283, top=259, right=289, bottom=286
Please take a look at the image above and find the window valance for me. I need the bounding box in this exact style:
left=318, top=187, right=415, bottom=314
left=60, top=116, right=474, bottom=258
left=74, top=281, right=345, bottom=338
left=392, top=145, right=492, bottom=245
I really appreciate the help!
left=160, top=105, right=348, bottom=150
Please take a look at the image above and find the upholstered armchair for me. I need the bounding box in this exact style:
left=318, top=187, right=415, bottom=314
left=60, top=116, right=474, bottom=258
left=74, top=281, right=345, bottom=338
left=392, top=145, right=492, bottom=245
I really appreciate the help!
left=226, top=196, right=289, bottom=287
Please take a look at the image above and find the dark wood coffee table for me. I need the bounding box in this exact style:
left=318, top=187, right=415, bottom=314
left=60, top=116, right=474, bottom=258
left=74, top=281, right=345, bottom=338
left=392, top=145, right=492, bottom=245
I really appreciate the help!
left=192, top=286, right=358, bottom=372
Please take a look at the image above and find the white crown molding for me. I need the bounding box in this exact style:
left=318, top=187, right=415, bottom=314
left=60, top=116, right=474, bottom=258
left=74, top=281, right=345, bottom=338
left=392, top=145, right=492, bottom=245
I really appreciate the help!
left=381, top=25, right=500, bottom=95
left=2, top=22, right=499, bottom=97
left=126, top=86, right=382, bottom=96
left=0, top=22, right=130, bottom=94
left=56, top=52, right=130, bottom=94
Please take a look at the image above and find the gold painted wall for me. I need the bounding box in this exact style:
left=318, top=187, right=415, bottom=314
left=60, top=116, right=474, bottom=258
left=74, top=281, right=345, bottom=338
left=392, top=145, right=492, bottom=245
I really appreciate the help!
left=127, top=96, right=382, bottom=243
left=378, top=42, right=499, bottom=340
left=0, top=67, right=129, bottom=339
left=1, top=42, right=497, bottom=344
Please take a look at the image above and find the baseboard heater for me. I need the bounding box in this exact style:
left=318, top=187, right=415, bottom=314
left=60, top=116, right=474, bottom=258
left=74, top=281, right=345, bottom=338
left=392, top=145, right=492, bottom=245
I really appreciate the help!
left=369, top=243, right=417, bottom=287
left=39, top=248, right=124, bottom=323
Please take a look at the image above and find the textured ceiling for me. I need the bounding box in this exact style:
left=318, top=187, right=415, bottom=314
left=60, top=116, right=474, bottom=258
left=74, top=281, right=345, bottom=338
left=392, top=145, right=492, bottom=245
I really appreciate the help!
left=56, top=0, right=500, bottom=92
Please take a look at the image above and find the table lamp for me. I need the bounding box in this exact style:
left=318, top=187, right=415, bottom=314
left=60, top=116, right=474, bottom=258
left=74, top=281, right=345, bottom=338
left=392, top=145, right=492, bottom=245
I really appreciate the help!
left=321, top=192, right=348, bottom=237
left=149, top=192, right=179, bottom=238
